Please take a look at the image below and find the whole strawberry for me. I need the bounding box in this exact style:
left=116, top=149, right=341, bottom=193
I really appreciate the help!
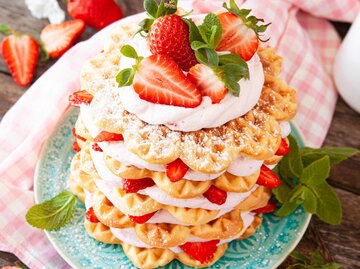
left=68, top=0, right=123, bottom=30
left=148, top=14, right=197, bottom=71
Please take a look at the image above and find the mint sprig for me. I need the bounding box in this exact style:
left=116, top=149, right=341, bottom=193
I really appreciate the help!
left=273, top=135, right=358, bottom=225
left=287, top=249, right=342, bottom=269
left=26, top=190, right=76, bottom=230
left=116, top=45, right=143, bottom=87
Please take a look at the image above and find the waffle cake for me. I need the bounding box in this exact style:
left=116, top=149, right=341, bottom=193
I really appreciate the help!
left=67, top=1, right=297, bottom=268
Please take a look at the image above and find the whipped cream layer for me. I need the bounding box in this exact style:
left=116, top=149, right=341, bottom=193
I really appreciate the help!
left=116, top=19, right=265, bottom=132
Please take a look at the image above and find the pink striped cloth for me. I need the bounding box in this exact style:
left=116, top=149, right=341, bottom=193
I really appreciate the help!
left=0, top=0, right=359, bottom=268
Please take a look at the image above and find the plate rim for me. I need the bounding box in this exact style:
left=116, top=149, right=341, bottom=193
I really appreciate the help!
left=33, top=111, right=311, bottom=269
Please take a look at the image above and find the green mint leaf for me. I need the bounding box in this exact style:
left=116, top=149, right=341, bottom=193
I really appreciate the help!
left=300, top=147, right=359, bottom=167
left=25, top=190, right=76, bottom=230
left=144, top=0, right=158, bottom=18
left=191, top=41, right=209, bottom=50
left=311, top=182, right=342, bottom=225
left=116, top=68, right=134, bottom=87
left=302, top=186, right=317, bottom=213
left=194, top=50, right=208, bottom=65
left=223, top=62, right=249, bottom=81
left=272, top=179, right=293, bottom=203
left=300, top=156, right=330, bottom=187
left=289, top=185, right=306, bottom=204
left=275, top=200, right=298, bottom=217
left=223, top=78, right=240, bottom=96
left=120, top=45, right=138, bottom=59
left=290, top=250, right=310, bottom=263
left=0, top=24, right=12, bottom=36
left=183, top=18, right=203, bottom=43
left=205, top=48, right=219, bottom=66
left=279, top=135, right=303, bottom=179
left=198, top=13, right=222, bottom=48
left=138, top=18, right=154, bottom=33
left=219, top=53, right=248, bottom=67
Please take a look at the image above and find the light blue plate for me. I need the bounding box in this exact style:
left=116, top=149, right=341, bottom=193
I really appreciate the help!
left=34, top=108, right=311, bottom=269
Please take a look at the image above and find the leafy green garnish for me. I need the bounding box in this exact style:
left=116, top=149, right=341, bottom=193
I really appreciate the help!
left=287, top=249, right=342, bottom=269
left=25, top=190, right=76, bottom=230
left=273, top=135, right=358, bottom=225
left=116, top=45, right=144, bottom=87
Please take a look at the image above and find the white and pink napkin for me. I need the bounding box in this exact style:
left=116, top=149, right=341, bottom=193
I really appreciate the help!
left=0, top=0, right=359, bottom=268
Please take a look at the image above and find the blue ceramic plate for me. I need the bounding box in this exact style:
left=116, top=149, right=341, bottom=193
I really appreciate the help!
left=34, top=108, right=311, bottom=269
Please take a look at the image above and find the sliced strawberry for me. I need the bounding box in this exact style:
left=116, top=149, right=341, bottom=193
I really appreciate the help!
left=92, top=143, right=103, bottom=152
left=94, top=131, right=123, bottom=142
left=72, top=127, right=86, bottom=141
left=133, top=54, right=202, bottom=108
left=72, top=141, right=81, bottom=152
left=187, top=64, right=227, bottom=104
left=256, top=165, right=281, bottom=188
left=128, top=211, right=156, bottom=224
left=1, top=34, right=39, bottom=87
left=217, top=12, right=258, bottom=61
left=252, top=200, right=277, bottom=214
left=166, top=159, right=189, bottom=182
left=86, top=207, right=100, bottom=223
left=275, top=138, right=290, bottom=156
left=123, top=178, right=155, bottom=193
left=68, top=90, right=93, bottom=107
left=203, top=185, right=227, bottom=205
left=180, top=240, right=220, bottom=264
left=40, top=19, right=85, bottom=58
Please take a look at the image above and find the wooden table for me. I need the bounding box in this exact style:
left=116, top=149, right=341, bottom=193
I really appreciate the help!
left=0, top=1, right=359, bottom=268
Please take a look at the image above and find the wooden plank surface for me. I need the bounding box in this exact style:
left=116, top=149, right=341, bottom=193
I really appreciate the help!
left=0, top=1, right=359, bottom=268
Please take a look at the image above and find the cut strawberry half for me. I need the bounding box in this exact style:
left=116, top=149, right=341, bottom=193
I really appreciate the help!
left=128, top=211, right=156, bottom=224
left=275, top=139, right=290, bottom=156
left=72, top=141, right=81, bottom=152
left=133, top=54, right=202, bottom=108
left=72, top=127, right=86, bottom=141
left=187, top=64, right=227, bottom=104
left=86, top=207, right=99, bottom=223
left=256, top=165, right=281, bottom=188
left=203, top=185, right=227, bottom=205
left=92, top=143, right=103, bottom=152
left=252, top=200, right=277, bottom=214
left=94, top=131, right=123, bottom=142
left=123, top=178, right=155, bottom=193
left=166, top=159, right=189, bottom=182
left=68, top=90, right=93, bottom=107
left=40, top=19, right=85, bottom=58
left=180, top=240, right=220, bottom=264
left=217, top=12, right=258, bottom=61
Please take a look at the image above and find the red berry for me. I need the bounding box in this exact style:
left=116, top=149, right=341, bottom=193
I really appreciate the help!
left=275, top=138, right=290, bottom=156
left=166, top=159, right=189, bottom=182
left=256, top=165, right=281, bottom=188
left=68, top=90, right=93, bottom=107
left=72, top=128, right=86, bottom=141
left=92, top=143, right=103, bottom=152
left=123, top=178, right=155, bottom=193
left=86, top=207, right=99, bottom=223
left=252, top=200, right=277, bottom=214
left=72, top=141, right=81, bottom=152
left=128, top=211, right=156, bottom=224
left=148, top=14, right=197, bottom=71
left=134, top=55, right=202, bottom=108
left=94, top=131, right=123, bottom=142
left=203, top=185, right=227, bottom=205
left=180, top=240, right=220, bottom=264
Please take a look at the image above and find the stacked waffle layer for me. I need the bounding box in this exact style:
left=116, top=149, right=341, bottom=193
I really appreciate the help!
left=68, top=23, right=297, bottom=269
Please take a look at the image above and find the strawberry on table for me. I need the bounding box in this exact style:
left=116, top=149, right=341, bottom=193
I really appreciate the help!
left=68, top=0, right=123, bottom=30
left=40, top=19, right=85, bottom=58
left=216, top=0, right=269, bottom=61
left=94, top=131, right=123, bottom=142
left=203, top=185, right=227, bottom=205
left=128, top=211, right=156, bottom=224
left=0, top=25, right=39, bottom=87
left=275, top=138, right=291, bottom=156
left=68, top=90, right=93, bottom=107
left=188, top=64, right=227, bottom=104
left=166, top=159, right=189, bottom=182
left=256, top=165, right=281, bottom=188
left=123, top=178, right=155, bottom=193
left=180, top=240, right=220, bottom=264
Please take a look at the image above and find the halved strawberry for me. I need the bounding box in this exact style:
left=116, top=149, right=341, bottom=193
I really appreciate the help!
left=128, top=211, right=156, bottom=224
left=275, top=139, right=290, bottom=156
left=1, top=33, right=39, bottom=87
left=92, top=143, right=103, bottom=152
left=40, top=19, right=85, bottom=58
left=123, top=178, right=155, bottom=193
left=72, top=128, right=86, bottom=141
left=252, top=200, right=277, bottom=214
left=217, top=12, right=258, bottom=61
left=256, top=165, right=281, bottom=188
left=187, top=64, right=227, bottom=104
left=86, top=207, right=99, bottom=223
left=72, top=141, right=81, bottom=152
left=180, top=240, right=220, bottom=264
left=68, top=90, right=93, bottom=107
left=166, top=159, right=189, bottom=182
left=203, top=185, right=227, bottom=205
left=133, top=54, right=202, bottom=108
left=94, top=131, right=123, bottom=142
